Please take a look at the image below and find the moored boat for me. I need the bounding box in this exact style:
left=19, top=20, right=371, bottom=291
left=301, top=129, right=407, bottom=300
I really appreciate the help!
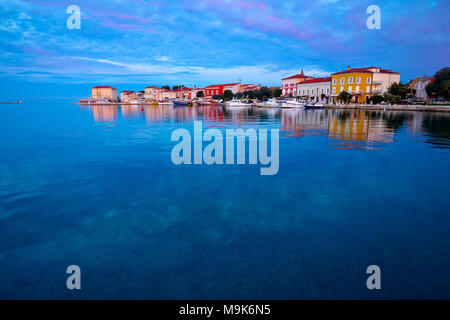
left=172, top=99, right=193, bottom=107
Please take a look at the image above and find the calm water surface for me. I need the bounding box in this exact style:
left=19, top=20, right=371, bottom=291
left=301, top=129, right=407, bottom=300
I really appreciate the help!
left=0, top=102, right=449, bottom=299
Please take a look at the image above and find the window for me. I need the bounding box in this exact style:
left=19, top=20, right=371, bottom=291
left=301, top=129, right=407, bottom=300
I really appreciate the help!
left=366, top=86, right=370, bottom=93
left=356, top=77, right=361, bottom=84
left=333, top=79, right=337, bottom=85
left=348, top=86, right=352, bottom=92
left=332, top=87, right=336, bottom=93
left=356, top=86, right=359, bottom=92
left=349, top=77, right=353, bottom=84
left=340, top=78, right=345, bottom=84
left=367, top=78, right=371, bottom=84
left=340, top=87, right=344, bottom=92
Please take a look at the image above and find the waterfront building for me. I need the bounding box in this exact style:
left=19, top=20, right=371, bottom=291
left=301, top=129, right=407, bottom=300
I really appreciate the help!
left=297, top=77, right=331, bottom=103
left=91, top=86, right=118, bottom=102
left=410, top=76, right=434, bottom=101
left=205, top=83, right=241, bottom=97
left=330, top=67, right=400, bottom=104
left=239, top=84, right=262, bottom=92
left=136, top=91, right=145, bottom=103
left=173, top=87, right=193, bottom=99
left=144, top=86, right=160, bottom=102
left=282, top=68, right=315, bottom=97
left=158, top=89, right=176, bottom=101
left=189, top=88, right=205, bottom=99
left=120, top=91, right=136, bottom=103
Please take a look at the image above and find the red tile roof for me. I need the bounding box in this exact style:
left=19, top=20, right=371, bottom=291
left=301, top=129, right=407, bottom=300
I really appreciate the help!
left=282, top=74, right=314, bottom=80
left=205, top=83, right=240, bottom=88
left=93, top=86, right=115, bottom=89
left=300, top=77, right=331, bottom=84
left=332, top=67, right=400, bottom=75
left=332, top=68, right=373, bottom=75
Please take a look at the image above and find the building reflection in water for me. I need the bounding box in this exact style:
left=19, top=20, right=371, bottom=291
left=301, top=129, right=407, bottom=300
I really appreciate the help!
left=81, top=104, right=450, bottom=149
left=121, top=105, right=142, bottom=120
left=89, top=105, right=119, bottom=122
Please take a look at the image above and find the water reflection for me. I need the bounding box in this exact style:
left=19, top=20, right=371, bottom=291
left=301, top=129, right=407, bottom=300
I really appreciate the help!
left=81, top=105, right=450, bottom=149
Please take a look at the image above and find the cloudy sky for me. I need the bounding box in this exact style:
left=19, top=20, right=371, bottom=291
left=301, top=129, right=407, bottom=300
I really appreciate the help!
left=0, top=0, right=449, bottom=100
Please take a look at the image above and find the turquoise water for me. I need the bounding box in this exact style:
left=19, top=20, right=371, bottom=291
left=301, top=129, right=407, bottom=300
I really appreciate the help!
left=0, top=102, right=449, bottom=299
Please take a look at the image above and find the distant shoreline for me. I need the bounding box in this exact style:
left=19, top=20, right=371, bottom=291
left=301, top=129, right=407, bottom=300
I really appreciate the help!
left=0, top=102, right=22, bottom=104
left=72, top=101, right=450, bottom=113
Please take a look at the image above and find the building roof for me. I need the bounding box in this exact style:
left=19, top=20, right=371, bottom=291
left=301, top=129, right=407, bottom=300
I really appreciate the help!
left=332, top=68, right=373, bottom=75
left=205, top=83, right=240, bottom=88
left=282, top=74, right=313, bottom=80
left=93, top=86, right=115, bottom=89
left=332, top=67, right=400, bottom=75
left=121, top=90, right=135, bottom=94
left=282, top=68, right=315, bottom=80
left=300, top=77, right=331, bottom=84
left=145, top=86, right=159, bottom=89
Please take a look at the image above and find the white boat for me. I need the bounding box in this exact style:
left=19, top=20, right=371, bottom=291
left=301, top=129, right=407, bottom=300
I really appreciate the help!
left=263, top=98, right=281, bottom=107
left=281, top=100, right=305, bottom=108
left=225, top=100, right=249, bottom=107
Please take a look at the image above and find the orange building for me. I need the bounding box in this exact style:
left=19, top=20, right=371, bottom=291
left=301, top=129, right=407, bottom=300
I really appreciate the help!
left=91, top=86, right=118, bottom=102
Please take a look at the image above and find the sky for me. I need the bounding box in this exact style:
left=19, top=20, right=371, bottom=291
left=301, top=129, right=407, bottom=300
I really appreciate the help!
left=0, top=0, right=449, bottom=101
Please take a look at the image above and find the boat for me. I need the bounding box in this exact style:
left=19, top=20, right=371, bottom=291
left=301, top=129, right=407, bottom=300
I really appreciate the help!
left=261, top=98, right=281, bottom=108
left=225, top=99, right=250, bottom=107
left=304, top=101, right=325, bottom=109
left=172, top=99, right=193, bottom=107
left=281, top=100, right=305, bottom=109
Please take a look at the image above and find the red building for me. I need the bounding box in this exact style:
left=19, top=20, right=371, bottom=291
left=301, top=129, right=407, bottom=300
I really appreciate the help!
left=204, top=83, right=241, bottom=97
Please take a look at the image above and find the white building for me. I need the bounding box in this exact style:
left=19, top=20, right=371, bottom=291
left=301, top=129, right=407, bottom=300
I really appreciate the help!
left=367, top=67, right=401, bottom=96
left=297, top=77, right=331, bottom=103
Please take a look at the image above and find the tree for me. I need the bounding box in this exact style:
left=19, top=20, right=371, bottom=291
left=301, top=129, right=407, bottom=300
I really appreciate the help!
left=338, top=91, right=352, bottom=104
left=196, top=91, right=204, bottom=98
left=388, top=82, right=409, bottom=99
left=370, top=94, right=384, bottom=104
left=223, top=90, right=233, bottom=101
left=273, top=88, right=282, bottom=98
left=162, top=85, right=170, bottom=90
left=426, top=67, right=450, bottom=101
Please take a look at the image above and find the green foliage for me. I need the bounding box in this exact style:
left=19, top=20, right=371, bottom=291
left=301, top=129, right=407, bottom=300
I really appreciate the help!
left=388, top=82, right=409, bottom=99
left=196, top=91, right=204, bottom=98
left=273, top=88, right=282, bottom=98
left=370, top=94, right=384, bottom=104
left=337, top=90, right=352, bottom=104
left=223, top=90, right=234, bottom=101
left=426, top=67, right=450, bottom=100
left=161, top=85, right=170, bottom=90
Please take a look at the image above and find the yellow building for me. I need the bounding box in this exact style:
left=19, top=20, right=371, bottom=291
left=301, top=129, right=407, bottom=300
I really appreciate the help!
left=91, top=86, right=118, bottom=102
left=331, top=67, right=400, bottom=104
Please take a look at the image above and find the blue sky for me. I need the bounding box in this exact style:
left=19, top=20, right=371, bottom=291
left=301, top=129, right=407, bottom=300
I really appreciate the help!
left=0, top=0, right=449, bottom=100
